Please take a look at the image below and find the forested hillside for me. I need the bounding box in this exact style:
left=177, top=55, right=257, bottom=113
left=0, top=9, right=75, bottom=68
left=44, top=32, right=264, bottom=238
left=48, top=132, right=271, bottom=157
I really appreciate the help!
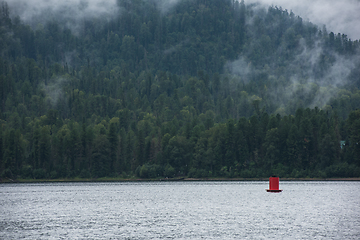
left=1, top=0, right=359, bottom=180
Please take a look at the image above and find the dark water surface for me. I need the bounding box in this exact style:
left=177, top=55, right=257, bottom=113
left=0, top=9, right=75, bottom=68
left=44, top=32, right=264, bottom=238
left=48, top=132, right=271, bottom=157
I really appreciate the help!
left=1, top=181, right=359, bottom=239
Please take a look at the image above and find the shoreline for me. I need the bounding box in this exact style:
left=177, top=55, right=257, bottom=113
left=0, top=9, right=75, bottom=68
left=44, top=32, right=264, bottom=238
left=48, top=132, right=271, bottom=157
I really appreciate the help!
left=1, top=177, right=360, bottom=183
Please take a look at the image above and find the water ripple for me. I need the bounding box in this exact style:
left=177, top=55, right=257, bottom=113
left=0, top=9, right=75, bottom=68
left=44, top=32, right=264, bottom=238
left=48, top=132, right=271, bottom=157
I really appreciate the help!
left=1, top=181, right=359, bottom=239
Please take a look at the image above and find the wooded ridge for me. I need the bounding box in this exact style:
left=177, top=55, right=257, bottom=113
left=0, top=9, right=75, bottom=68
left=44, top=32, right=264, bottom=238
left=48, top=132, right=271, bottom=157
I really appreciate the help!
left=0, top=0, right=359, bottom=180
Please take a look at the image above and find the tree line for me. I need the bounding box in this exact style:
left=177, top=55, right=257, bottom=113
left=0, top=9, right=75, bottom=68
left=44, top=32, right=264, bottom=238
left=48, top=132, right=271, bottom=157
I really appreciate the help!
left=1, top=105, right=360, bottom=179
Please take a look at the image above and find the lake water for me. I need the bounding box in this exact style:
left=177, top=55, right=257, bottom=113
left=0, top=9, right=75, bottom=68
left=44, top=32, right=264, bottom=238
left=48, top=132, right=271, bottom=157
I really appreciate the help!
left=0, top=181, right=359, bottom=239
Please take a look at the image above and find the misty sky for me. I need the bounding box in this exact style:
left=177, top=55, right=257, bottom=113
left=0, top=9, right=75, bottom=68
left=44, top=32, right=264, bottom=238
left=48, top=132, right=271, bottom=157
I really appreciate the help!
left=7, top=0, right=118, bottom=18
left=247, top=0, right=360, bottom=40
left=7, top=0, right=360, bottom=40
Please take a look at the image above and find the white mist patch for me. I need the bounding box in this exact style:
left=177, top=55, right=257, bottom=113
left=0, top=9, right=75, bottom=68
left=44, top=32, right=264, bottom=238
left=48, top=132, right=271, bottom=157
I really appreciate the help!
left=322, top=55, right=356, bottom=86
left=293, top=39, right=357, bottom=81
left=163, top=39, right=190, bottom=55
left=152, top=0, right=182, bottom=14
left=282, top=38, right=358, bottom=109
left=245, top=0, right=360, bottom=40
left=43, top=77, right=69, bottom=106
left=225, top=57, right=252, bottom=82
left=228, top=35, right=359, bottom=111
left=7, top=0, right=119, bottom=34
left=309, top=53, right=358, bottom=108
left=7, top=0, right=184, bottom=33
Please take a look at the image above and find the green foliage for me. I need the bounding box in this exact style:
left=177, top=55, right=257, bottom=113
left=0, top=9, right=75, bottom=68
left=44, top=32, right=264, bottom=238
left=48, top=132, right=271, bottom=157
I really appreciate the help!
left=325, top=163, right=360, bottom=178
left=33, top=168, right=47, bottom=179
left=21, top=165, right=33, bottom=179
left=164, top=164, right=176, bottom=178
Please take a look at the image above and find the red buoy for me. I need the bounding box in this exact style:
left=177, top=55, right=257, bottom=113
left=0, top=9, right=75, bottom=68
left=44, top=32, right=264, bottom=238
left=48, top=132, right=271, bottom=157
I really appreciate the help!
left=266, top=176, right=282, bottom=192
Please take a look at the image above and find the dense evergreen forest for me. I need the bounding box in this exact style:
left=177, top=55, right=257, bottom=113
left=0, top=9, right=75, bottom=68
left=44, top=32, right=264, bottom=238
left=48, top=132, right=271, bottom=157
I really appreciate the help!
left=1, top=0, right=360, bottom=180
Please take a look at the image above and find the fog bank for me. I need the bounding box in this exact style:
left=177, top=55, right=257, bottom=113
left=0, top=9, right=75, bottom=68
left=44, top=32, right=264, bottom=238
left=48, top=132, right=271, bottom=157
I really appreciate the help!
left=7, top=0, right=119, bottom=34
left=246, top=0, right=360, bottom=40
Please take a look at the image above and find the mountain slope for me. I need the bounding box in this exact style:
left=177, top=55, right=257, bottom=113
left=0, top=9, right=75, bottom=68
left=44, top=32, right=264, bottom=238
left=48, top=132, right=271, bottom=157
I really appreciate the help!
left=0, top=0, right=359, bottom=180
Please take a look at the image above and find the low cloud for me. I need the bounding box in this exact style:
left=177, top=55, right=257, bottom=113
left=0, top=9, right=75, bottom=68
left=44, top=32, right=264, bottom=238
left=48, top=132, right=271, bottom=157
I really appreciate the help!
left=43, top=77, right=69, bottom=107
left=227, top=36, right=359, bottom=111
left=8, top=0, right=359, bottom=39
left=163, top=39, right=190, bottom=55
left=227, top=1, right=360, bottom=112
left=245, top=0, right=360, bottom=40
left=152, top=0, right=182, bottom=14
left=225, top=57, right=252, bottom=82
left=7, top=0, right=119, bottom=34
